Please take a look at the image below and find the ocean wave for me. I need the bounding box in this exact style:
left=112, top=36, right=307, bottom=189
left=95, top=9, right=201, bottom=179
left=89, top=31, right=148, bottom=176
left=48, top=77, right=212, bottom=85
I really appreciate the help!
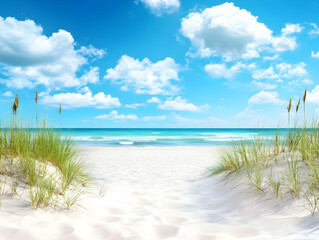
left=119, top=141, right=134, bottom=145
left=205, top=138, right=247, bottom=142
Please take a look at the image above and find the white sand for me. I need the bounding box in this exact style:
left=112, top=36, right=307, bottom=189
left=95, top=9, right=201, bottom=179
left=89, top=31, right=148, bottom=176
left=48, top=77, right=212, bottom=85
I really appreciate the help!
left=0, top=146, right=318, bottom=240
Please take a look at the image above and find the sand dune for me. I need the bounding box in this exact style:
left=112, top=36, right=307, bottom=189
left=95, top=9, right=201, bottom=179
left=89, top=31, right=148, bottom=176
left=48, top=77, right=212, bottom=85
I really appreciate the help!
left=0, top=146, right=318, bottom=240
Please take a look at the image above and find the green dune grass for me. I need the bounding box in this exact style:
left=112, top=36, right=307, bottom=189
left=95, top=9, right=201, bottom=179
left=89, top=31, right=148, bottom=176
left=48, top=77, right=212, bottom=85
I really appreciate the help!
left=211, top=90, right=319, bottom=215
left=0, top=92, right=94, bottom=211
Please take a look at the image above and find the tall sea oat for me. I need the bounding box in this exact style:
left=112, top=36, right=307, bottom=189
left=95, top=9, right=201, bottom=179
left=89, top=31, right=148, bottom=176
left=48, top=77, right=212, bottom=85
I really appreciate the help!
left=59, top=104, right=62, bottom=128
left=287, top=98, right=292, bottom=126
left=303, top=89, right=307, bottom=124
left=296, top=98, right=300, bottom=113
left=35, top=89, right=38, bottom=125
left=12, top=94, right=19, bottom=127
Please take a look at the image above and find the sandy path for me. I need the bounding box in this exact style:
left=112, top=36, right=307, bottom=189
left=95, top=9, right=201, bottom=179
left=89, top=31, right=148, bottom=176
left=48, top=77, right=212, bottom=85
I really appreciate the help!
left=0, top=146, right=318, bottom=240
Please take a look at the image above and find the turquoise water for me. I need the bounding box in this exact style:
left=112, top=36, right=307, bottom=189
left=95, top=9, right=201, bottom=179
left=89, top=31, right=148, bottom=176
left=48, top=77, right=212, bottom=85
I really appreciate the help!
left=58, top=128, right=290, bottom=147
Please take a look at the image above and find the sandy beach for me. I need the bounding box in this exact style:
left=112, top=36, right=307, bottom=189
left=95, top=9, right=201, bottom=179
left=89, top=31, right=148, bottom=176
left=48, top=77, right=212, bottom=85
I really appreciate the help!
left=0, top=146, right=317, bottom=240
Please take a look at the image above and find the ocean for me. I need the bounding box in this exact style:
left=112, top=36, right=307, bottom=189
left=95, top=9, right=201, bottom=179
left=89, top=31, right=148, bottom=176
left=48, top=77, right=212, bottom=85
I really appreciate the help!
left=59, top=128, right=290, bottom=147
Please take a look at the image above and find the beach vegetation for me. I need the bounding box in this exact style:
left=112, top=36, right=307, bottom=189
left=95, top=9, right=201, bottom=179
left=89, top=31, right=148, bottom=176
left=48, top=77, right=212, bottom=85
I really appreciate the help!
left=0, top=91, right=94, bottom=211
left=210, top=89, right=319, bottom=215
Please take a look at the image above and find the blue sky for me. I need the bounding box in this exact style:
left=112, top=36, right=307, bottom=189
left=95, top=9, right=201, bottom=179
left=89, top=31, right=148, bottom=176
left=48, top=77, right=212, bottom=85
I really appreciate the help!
left=0, top=0, right=319, bottom=128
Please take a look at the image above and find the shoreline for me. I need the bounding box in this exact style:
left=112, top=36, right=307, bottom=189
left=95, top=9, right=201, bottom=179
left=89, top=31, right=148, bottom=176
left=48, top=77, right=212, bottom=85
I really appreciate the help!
left=0, top=145, right=318, bottom=239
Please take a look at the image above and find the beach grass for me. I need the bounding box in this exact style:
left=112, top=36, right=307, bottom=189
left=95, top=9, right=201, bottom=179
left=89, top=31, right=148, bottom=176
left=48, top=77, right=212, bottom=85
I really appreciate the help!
left=0, top=92, right=94, bottom=211
left=210, top=90, right=319, bottom=215
left=210, top=125, right=319, bottom=214
left=0, top=121, right=94, bottom=210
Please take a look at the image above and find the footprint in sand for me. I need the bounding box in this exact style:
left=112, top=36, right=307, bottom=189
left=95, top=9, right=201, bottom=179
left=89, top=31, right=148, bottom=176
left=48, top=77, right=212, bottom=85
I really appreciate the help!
left=91, top=223, right=124, bottom=240
left=0, top=226, right=35, bottom=240
left=231, top=226, right=259, bottom=238
left=154, top=224, right=179, bottom=238
left=133, top=207, right=150, bottom=216
left=160, top=215, right=187, bottom=225
left=107, top=207, right=127, bottom=215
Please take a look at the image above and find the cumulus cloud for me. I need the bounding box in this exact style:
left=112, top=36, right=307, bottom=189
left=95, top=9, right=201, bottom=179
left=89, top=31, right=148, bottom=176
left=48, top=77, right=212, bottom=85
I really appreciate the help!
left=158, top=96, right=206, bottom=112
left=205, top=62, right=243, bottom=79
left=252, top=62, right=307, bottom=80
left=307, top=86, right=319, bottom=104
left=281, top=23, right=303, bottom=36
left=248, top=91, right=286, bottom=105
left=276, top=62, right=307, bottom=78
left=105, top=55, right=180, bottom=95
left=263, top=54, right=280, bottom=61
left=252, top=66, right=278, bottom=80
left=271, top=35, right=297, bottom=52
left=40, top=92, right=121, bottom=109
left=180, top=3, right=298, bottom=61
left=140, top=0, right=180, bottom=16
left=147, top=97, right=161, bottom=103
left=173, top=114, right=225, bottom=125
left=251, top=80, right=277, bottom=90
left=0, top=16, right=101, bottom=89
left=2, top=91, right=13, bottom=97
left=311, top=51, right=319, bottom=59
left=309, top=23, right=319, bottom=35
left=303, top=79, right=313, bottom=85
left=142, top=115, right=167, bottom=120
left=95, top=111, right=138, bottom=120
left=79, top=45, right=106, bottom=59
left=125, top=103, right=145, bottom=109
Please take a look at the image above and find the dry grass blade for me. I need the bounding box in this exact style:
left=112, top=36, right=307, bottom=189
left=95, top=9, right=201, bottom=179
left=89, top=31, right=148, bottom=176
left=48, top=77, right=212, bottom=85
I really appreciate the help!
left=12, top=102, right=17, bottom=115
left=303, top=89, right=307, bottom=103
left=14, top=94, right=19, bottom=109
left=287, top=98, right=292, bottom=113
left=303, top=89, right=307, bottom=123
left=296, top=98, right=300, bottom=113
left=35, top=89, right=38, bottom=104
left=287, top=98, right=292, bottom=125
left=59, top=104, right=62, bottom=115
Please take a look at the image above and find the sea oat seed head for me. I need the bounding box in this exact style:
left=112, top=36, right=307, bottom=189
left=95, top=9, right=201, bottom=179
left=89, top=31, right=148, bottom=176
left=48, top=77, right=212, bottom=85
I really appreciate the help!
left=287, top=98, right=292, bottom=113
left=303, top=89, right=307, bottom=103
left=35, top=89, right=38, bottom=104
left=296, top=98, right=300, bottom=112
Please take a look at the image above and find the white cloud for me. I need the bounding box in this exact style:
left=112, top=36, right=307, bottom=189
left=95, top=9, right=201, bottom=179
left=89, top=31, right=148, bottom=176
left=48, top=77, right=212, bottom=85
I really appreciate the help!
left=252, top=62, right=307, bottom=80
left=251, top=80, right=277, bottom=90
left=263, top=54, right=280, bottom=61
left=205, top=62, right=243, bottom=79
left=174, top=114, right=225, bottom=125
left=309, top=23, right=319, bottom=35
left=276, top=62, right=307, bottom=78
left=2, top=91, right=13, bottom=97
left=271, top=36, right=297, bottom=52
left=140, top=0, right=180, bottom=16
left=40, top=92, right=121, bottom=109
left=303, top=79, right=313, bottom=85
left=252, top=66, right=278, bottom=80
left=147, top=96, right=161, bottom=103
left=0, top=17, right=100, bottom=89
left=158, top=96, right=205, bottom=112
left=142, top=115, right=167, bottom=120
left=307, top=86, right=319, bottom=104
left=79, top=86, right=91, bottom=93
left=95, top=111, right=138, bottom=120
left=281, top=23, right=303, bottom=36
left=248, top=91, right=286, bottom=105
left=311, top=51, right=319, bottom=59
left=105, top=55, right=180, bottom=95
left=79, top=45, right=106, bottom=59
left=125, top=103, right=145, bottom=109
left=180, top=3, right=297, bottom=61
left=236, top=106, right=257, bottom=118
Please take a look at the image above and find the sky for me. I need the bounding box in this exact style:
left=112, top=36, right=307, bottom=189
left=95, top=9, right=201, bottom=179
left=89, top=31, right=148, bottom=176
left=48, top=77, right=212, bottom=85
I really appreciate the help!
left=0, top=0, right=319, bottom=128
